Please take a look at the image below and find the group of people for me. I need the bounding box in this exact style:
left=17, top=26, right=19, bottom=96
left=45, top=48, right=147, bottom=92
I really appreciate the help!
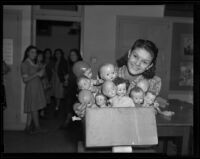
left=21, top=46, right=82, bottom=134
left=21, top=39, right=171, bottom=134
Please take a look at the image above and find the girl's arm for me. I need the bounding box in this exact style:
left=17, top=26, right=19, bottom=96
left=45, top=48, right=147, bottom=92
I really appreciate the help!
left=22, top=69, right=43, bottom=83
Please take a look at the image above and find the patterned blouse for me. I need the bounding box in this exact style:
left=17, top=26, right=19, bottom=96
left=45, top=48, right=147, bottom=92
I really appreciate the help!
left=117, top=65, right=162, bottom=96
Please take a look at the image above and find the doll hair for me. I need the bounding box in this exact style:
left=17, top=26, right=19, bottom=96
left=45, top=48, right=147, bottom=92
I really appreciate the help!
left=113, top=77, right=130, bottom=90
left=95, top=93, right=109, bottom=106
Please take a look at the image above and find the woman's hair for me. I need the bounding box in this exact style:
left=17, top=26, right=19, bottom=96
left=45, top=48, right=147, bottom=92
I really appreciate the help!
left=22, top=45, right=37, bottom=63
left=68, top=48, right=82, bottom=66
left=130, top=39, right=158, bottom=79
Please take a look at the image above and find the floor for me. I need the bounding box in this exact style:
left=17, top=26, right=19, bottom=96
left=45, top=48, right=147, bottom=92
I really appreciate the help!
left=3, top=98, right=180, bottom=154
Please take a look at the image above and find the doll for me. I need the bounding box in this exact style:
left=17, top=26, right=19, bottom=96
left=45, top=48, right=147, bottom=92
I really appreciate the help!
left=129, top=86, right=145, bottom=106
left=78, top=89, right=97, bottom=108
left=95, top=93, right=108, bottom=108
left=143, top=91, right=157, bottom=107
left=99, top=63, right=117, bottom=81
left=72, top=89, right=98, bottom=120
left=102, top=80, right=117, bottom=107
left=112, top=77, right=135, bottom=107
left=77, top=76, right=99, bottom=95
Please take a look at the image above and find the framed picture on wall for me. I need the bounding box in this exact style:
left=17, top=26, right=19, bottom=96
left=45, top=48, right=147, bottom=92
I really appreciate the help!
left=181, top=34, right=193, bottom=60
left=170, top=22, right=193, bottom=91
left=179, top=61, right=193, bottom=87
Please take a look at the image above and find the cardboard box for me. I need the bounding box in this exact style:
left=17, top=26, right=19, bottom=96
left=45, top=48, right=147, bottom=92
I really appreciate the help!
left=85, top=107, right=158, bottom=147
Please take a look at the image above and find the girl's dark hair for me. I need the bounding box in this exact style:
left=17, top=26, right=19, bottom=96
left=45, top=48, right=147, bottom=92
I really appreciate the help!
left=113, top=77, right=130, bottom=90
left=130, top=39, right=158, bottom=79
left=22, top=45, right=37, bottom=63
left=68, top=48, right=82, bottom=66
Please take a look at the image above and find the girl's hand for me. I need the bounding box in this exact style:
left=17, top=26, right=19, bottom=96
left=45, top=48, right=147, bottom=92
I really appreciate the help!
left=73, top=103, right=87, bottom=118
left=37, top=68, right=45, bottom=77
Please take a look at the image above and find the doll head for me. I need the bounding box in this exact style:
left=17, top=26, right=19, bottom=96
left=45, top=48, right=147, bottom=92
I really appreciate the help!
left=136, top=79, right=149, bottom=93
left=144, top=91, right=157, bottom=106
left=83, top=67, right=93, bottom=79
left=95, top=93, right=107, bottom=107
left=102, top=80, right=117, bottom=98
left=77, top=76, right=91, bottom=90
left=113, top=77, right=129, bottom=97
left=78, top=89, right=95, bottom=108
left=130, top=86, right=145, bottom=105
left=99, top=63, right=117, bottom=81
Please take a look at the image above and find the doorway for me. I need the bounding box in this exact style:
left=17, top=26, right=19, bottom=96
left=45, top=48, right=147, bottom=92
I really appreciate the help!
left=36, top=19, right=81, bottom=57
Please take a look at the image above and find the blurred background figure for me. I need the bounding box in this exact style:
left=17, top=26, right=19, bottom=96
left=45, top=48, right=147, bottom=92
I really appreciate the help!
left=60, top=48, right=82, bottom=129
left=52, top=49, right=68, bottom=116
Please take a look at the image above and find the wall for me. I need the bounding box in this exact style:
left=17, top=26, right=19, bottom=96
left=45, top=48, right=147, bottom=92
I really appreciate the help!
left=37, top=25, right=79, bottom=56
left=3, top=5, right=32, bottom=127
left=83, top=5, right=193, bottom=104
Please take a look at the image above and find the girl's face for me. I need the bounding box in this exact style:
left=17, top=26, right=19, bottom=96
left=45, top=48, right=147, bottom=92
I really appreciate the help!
left=117, top=83, right=126, bottom=96
left=70, top=51, right=78, bottom=62
left=95, top=95, right=106, bottom=106
left=28, top=49, right=37, bottom=60
left=127, top=48, right=153, bottom=75
left=37, top=54, right=43, bottom=62
left=45, top=51, right=51, bottom=58
left=55, top=51, right=61, bottom=59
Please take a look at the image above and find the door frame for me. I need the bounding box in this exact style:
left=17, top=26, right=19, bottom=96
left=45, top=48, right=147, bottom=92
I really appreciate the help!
left=31, top=5, right=84, bottom=56
left=3, top=9, right=23, bottom=130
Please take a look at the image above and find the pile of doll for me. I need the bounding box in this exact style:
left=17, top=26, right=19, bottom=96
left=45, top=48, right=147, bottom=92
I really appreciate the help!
left=71, top=61, right=174, bottom=121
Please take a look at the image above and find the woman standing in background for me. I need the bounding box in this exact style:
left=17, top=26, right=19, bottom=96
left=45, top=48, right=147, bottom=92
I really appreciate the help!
left=21, top=45, right=47, bottom=134
left=52, top=49, right=68, bottom=115
left=60, top=48, right=82, bottom=129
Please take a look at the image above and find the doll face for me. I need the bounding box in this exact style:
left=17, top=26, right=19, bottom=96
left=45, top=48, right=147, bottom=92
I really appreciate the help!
left=131, top=91, right=144, bottom=104
left=100, top=64, right=117, bottom=81
left=78, top=78, right=91, bottom=90
left=137, top=80, right=149, bottom=93
left=78, top=90, right=95, bottom=107
left=95, top=95, right=106, bottom=106
left=84, top=68, right=92, bottom=79
left=116, top=83, right=127, bottom=97
left=102, top=81, right=117, bottom=98
left=144, top=92, right=156, bottom=105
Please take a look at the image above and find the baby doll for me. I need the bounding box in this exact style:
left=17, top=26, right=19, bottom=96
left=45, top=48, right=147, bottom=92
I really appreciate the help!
left=99, top=63, right=117, bottom=81
left=102, top=80, right=117, bottom=107
left=77, top=76, right=99, bottom=94
left=78, top=89, right=97, bottom=108
left=95, top=93, right=108, bottom=108
left=72, top=89, right=98, bottom=120
left=112, top=77, right=135, bottom=107
left=143, top=91, right=157, bottom=107
left=129, top=86, right=145, bottom=106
